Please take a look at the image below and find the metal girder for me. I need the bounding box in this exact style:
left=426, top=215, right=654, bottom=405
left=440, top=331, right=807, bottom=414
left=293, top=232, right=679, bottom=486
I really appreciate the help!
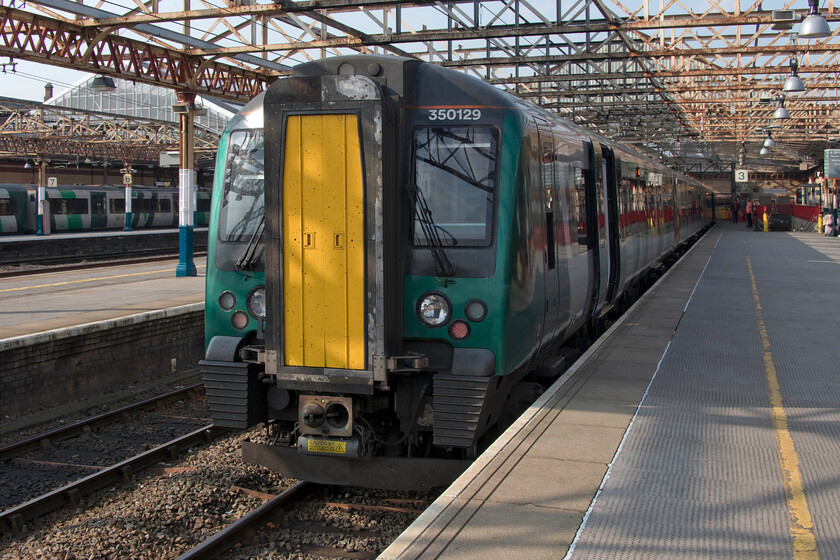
left=0, top=6, right=272, bottom=101
left=0, top=97, right=219, bottom=163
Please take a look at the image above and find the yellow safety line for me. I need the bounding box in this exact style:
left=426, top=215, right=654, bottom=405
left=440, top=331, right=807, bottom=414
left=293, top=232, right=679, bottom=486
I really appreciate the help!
left=0, top=265, right=205, bottom=294
left=747, top=256, right=820, bottom=560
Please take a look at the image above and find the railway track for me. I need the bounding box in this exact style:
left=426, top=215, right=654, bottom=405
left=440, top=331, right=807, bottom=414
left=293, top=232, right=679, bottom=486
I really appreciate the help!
left=175, top=481, right=312, bottom=560
left=0, top=423, right=434, bottom=559
left=177, top=482, right=436, bottom=560
left=0, top=384, right=214, bottom=532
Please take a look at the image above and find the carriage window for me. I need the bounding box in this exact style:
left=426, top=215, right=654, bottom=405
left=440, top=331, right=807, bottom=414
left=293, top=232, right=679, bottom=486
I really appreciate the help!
left=0, top=198, right=15, bottom=216
left=572, top=166, right=588, bottom=253
left=110, top=199, right=125, bottom=213
left=132, top=198, right=164, bottom=213
left=412, top=126, right=498, bottom=247
left=51, top=198, right=88, bottom=215
left=219, top=129, right=264, bottom=242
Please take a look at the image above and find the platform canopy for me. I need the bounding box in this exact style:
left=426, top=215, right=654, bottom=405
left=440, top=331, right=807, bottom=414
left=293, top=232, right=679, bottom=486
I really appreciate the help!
left=1, top=0, right=838, bottom=175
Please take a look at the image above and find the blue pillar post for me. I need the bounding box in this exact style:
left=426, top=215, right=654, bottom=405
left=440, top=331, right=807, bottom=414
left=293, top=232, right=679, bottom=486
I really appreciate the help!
left=124, top=181, right=133, bottom=232
left=36, top=186, right=44, bottom=236
left=36, top=161, right=45, bottom=236
left=176, top=166, right=197, bottom=277
left=175, top=91, right=197, bottom=277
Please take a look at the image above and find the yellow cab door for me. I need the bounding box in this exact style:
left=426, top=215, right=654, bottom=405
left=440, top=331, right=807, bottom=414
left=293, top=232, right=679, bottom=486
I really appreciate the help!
left=282, top=113, right=365, bottom=370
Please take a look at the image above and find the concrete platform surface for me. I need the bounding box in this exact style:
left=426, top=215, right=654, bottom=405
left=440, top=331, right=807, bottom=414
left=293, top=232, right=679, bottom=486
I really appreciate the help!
left=382, top=222, right=840, bottom=559
left=0, top=258, right=205, bottom=339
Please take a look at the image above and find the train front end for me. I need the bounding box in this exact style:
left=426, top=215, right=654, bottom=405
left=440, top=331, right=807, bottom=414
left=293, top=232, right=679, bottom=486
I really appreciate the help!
left=203, top=55, right=516, bottom=490
left=202, top=94, right=268, bottom=428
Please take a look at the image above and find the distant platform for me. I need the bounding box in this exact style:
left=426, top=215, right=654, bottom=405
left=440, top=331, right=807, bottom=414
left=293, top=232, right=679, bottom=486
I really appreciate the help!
left=0, top=227, right=208, bottom=242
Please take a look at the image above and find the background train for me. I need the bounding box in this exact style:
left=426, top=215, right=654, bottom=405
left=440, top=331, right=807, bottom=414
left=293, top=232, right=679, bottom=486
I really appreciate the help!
left=201, top=55, right=715, bottom=490
left=0, top=184, right=210, bottom=234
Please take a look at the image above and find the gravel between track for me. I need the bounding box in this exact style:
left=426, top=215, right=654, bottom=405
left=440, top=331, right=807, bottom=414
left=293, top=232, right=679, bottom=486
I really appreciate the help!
left=0, top=428, right=437, bottom=560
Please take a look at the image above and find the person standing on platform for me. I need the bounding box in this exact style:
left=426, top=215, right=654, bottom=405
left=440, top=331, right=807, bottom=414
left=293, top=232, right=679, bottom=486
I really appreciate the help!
left=732, top=200, right=739, bottom=223
left=746, top=200, right=753, bottom=228
left=753, top=202, right=761, bottom=231
left=824, top=212, right=835, bottom=236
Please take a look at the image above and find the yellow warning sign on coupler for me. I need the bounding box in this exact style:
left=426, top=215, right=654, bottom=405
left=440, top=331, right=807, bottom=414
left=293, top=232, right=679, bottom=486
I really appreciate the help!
left=306, top=438, right=347, bottom=455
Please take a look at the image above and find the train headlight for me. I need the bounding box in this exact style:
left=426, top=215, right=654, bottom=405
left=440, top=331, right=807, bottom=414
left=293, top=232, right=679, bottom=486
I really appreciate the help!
left=247, top=286, right=266, bottom=318
left=417, top=292, right=451, bottom=327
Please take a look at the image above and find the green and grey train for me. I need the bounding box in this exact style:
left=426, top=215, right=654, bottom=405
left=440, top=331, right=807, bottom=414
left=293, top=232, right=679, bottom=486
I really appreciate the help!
left=201, top=55, right=714, bottom=489
left=0, top=184, right=210, bottom=233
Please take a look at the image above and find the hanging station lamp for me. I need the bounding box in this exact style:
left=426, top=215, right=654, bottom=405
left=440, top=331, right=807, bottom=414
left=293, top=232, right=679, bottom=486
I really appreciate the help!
left=774, top=96, right=791, bottom=119
left=764, top=131, right=776, bottom=149
left=800, top=0, right=832, bottom=39
left=783, top=57, right=806, bottom=92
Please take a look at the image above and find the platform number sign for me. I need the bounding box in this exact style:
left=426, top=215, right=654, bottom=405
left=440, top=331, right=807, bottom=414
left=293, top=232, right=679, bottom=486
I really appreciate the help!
left=825, top=149, right=840, bottom=179
left=47, top=177, right=57, bottom=187
left=123, top=173, right=133, bottom=185
left=735, top=169, right=749, bottom=183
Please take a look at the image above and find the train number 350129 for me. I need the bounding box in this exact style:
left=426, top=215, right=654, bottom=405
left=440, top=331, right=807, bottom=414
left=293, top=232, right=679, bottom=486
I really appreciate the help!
left=428, top=108, right=482, bottom=121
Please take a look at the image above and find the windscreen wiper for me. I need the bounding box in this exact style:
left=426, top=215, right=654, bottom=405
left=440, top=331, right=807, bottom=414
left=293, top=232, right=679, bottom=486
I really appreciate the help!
left=235, top=215, right=265, bottom=271
left=412, top=186, right=455, bottom=278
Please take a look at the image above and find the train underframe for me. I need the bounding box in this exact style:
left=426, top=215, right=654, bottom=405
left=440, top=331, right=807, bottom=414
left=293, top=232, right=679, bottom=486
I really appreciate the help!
left=215, top=346, right=541, bottom=491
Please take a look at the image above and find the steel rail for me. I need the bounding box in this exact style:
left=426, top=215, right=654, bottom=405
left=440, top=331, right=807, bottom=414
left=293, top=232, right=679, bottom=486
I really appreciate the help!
left=174, top=481, right=313, bottom=560
left=0, top=424, right=222, bottom=533
left=0, top=383, right=204, bottom=462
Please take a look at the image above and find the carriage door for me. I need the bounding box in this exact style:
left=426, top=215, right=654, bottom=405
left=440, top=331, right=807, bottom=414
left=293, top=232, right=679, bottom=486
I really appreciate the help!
left=91, top=192, right=107, bottom=229
left=591, top=145, right=610, bottom=314
left=282, top=113, right=365, bottom=370
left=581, top=141, right=603, bottom=316
left=536, top=122, right=560, bottom=349
left=600, top=146, right=620, bottom=303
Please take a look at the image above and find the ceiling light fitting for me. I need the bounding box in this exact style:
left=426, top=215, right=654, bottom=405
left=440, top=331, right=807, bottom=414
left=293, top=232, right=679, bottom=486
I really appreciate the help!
left=800, top=0, right=832, bottom=39
left=774, top=96, right=791, bottom=119
left=783, top=58, right=806, bottom=92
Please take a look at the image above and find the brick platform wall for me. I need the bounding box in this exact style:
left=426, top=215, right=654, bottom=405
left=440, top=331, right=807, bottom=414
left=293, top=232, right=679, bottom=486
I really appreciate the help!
left=0, top=304, right=204, bottom=417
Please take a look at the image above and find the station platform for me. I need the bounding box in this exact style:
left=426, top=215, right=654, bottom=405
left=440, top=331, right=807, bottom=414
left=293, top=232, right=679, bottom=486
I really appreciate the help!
left=0, top=257, right=205, bottom=339
left=382, top=221, right=840, bottom=560
left=0, top=258, right=207, bottom=418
